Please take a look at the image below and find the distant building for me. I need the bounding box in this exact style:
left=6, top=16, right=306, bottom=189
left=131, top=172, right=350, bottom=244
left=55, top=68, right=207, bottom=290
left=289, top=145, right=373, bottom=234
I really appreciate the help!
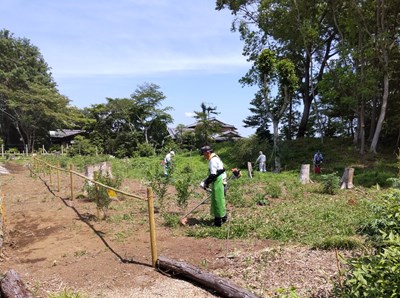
left=49, top=129, right=86, bottom=147
left=168, top=118, right=242, bottom=142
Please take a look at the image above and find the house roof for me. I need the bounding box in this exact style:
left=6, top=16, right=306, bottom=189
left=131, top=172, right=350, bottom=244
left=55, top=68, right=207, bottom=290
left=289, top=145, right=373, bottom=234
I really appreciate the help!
left=167, top=118, right=242, bottom=141
left=49, top=129, right=86, bottom=138
left=185, top=118, right=237, bottom=130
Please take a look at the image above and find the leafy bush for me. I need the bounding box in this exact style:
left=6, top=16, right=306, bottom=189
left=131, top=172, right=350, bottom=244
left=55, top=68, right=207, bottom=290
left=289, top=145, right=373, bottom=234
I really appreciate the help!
left=338, top=231, right=400, bottom=297
left=337, top=190, right=400, bottom=297
left=84, top=172, right=122, bottom=219
left=67, top=135, right=97, bottom=156
left=174, top=165, right=196, bottom=210
left=320, top=172, right=340, bottom=194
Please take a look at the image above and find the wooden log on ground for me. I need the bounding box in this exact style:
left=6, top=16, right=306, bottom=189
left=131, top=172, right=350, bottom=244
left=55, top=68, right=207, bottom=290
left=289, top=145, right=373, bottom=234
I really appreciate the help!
left=157, top=255, right=258, bottom=298
left=340, top=167, right=355, bottom=189
left=0, top=269, right=33, bottom=298
left=299, top=164, right=311, bottom=184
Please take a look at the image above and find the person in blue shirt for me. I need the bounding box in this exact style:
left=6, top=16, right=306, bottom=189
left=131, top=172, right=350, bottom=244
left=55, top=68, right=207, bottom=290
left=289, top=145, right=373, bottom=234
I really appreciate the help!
left=313, top=150, right=323, bottom=174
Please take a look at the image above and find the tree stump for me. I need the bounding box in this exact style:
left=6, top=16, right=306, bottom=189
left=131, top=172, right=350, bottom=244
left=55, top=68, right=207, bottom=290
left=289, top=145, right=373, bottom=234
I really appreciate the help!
left=247, top=162, right=253, bottom=179
left=0, top=269, right=33, bottom=298
left=299, top=164, right=311, bottom=184
left=157, top=256, right=258, bottom=298
left=340, top=167, right=355, bottom=189
left=84, top=161, right=113, bottom=186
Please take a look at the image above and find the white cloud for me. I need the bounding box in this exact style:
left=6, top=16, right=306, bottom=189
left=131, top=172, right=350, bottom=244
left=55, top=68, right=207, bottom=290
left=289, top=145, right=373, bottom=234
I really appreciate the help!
left=184, top=112, right=196, bottom=118
left=2, top=0, right=248, bottom=78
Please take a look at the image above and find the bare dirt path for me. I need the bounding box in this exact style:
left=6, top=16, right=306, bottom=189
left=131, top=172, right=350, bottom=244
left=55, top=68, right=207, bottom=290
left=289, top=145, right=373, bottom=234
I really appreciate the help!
left=0, top=163, right=267, bottom=297
left=1, top=162, right=342, bottom=297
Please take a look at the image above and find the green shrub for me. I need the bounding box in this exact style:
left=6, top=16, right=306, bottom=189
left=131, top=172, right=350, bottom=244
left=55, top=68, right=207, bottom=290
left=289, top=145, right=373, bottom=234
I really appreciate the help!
left=336, top=190, right=400, bottom=297
left=320, top=172, right=340, bottom=195
left=338, top=231, right=400, bottom=297
left=174, top=165, right=196, bottom=210
left=83, top=172, right=122, bottom=219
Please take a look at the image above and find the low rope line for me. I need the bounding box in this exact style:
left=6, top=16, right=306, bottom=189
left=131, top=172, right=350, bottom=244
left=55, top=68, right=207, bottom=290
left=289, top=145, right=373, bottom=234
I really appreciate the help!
left=33, top=157, right=146, bottom=201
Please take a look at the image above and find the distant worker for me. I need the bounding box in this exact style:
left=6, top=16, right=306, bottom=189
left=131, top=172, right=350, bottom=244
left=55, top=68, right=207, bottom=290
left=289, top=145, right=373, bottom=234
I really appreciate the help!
left=164, top=151, right=175, bottom=176
left=255, top=151, right=267, bottom=172
left=199, top=145, right=228, bottom=227
left=313, top=150, right=323, bottom=174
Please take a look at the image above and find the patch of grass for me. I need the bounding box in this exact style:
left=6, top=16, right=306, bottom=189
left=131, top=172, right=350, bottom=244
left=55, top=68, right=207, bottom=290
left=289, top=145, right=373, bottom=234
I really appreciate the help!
left=162, top=213, right=180, bottom=228
left=312, top=236, right=364, bottom=250
left=48, top=288, right=88, bottom=298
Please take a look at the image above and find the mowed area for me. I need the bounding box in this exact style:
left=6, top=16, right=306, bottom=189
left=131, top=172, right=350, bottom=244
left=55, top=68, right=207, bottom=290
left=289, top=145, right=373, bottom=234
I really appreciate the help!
left=1, top=162, right=344, bottom=297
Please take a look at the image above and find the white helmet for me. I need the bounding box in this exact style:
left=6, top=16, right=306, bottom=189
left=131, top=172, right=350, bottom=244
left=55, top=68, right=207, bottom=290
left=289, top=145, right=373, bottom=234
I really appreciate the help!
left=170, top=151, right=175, bottom=156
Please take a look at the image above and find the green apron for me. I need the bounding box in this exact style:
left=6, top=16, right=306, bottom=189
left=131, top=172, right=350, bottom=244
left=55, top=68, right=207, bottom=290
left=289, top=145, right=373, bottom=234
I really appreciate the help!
left=210, top=175, right=226, bottom=217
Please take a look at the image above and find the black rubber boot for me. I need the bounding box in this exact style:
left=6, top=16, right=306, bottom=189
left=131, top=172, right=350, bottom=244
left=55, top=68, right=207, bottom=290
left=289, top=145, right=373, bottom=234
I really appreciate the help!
left=222, top=214, right=228, bottom=223
left=214, top=217, right=222, bottom=227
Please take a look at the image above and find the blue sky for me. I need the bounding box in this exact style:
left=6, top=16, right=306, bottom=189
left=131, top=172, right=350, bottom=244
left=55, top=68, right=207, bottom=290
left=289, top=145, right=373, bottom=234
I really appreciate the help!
left=2, top=0, right=258, bottom=136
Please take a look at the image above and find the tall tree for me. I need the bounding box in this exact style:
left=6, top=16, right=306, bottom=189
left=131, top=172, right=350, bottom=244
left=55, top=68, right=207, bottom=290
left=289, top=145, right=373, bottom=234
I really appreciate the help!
left=0, top=29, right=72, bottom=152
left=216, top=0, right=339, bottom=138
left=130, top=82, right=173, bottom=145
left=242, top=49, right=298, bottom=172
left=84, top=83, right=173, bottom=157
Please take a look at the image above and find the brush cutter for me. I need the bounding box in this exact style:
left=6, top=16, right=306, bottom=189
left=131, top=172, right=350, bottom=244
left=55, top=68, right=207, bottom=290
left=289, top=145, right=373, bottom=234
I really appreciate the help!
left=180, top=168, right=241, bottom=226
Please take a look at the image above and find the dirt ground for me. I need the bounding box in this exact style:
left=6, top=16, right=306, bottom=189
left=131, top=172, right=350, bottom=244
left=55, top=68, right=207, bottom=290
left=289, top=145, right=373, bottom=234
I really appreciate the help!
left=0, top=162, right=344, bottom=298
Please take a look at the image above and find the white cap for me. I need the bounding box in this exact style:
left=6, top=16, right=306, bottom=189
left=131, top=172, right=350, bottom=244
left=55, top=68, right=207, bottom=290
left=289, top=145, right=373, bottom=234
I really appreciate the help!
left=170, top=151, right=175, bottom=156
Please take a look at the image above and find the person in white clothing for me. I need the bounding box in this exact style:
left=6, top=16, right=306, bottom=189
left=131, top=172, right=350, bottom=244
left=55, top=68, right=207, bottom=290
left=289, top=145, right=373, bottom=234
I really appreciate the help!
left=255, top=151, right=267, bottom=172
left=164, top=151, right=175, bottom=176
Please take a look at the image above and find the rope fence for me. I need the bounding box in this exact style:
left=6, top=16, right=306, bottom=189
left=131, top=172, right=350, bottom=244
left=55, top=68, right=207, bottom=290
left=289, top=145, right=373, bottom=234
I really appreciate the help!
left=30, top=157, right=158, bottom=267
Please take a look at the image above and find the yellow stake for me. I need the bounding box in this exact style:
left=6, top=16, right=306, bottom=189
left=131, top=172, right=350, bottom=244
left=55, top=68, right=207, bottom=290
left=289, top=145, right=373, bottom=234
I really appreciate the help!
left=147, top=187, right=157, bottom=267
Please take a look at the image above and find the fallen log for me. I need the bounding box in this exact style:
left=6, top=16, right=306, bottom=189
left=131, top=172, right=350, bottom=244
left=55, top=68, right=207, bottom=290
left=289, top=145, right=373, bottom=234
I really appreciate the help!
left=0, top=269, right=33, bottom=298
left=157, top=255, right=258, bottom=298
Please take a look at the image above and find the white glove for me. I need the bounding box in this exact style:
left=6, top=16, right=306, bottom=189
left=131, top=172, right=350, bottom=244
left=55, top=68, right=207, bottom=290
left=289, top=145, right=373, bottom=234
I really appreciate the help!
left=199, top=181, right=205, bottom=189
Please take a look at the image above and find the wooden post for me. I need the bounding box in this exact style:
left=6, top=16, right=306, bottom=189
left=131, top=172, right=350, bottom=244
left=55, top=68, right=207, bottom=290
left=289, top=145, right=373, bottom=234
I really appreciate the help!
left=69, top=164, right=74, bottom=200
left=147, top=187, right=157, bottom=267
left=57, top=161, right=60, bottom=192
left=299, top=164, right=311, bottom=184
left=1, top=192, right=5, bottom=227
left=95, top=184, right=101, bottom=220
left=49, top=164, right=52, bottom=185
left=30, top=157, right=34, bottom=177
left=340, top=167, right=355, bottom=189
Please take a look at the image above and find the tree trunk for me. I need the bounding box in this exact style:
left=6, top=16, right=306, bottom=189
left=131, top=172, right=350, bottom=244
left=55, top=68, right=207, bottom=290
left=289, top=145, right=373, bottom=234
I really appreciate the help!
left=299, top=164, right=311, bottom=184
left=370, top=55, right=389, bottom=153
left=340, top=168, right=354, bottom=189
left=157, top=256, right=258, bottom=298
left=272, top=119, right=281, bottom=173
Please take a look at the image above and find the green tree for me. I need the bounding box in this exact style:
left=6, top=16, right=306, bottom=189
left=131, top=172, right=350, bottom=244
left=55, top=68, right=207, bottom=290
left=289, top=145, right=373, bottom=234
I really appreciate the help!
left=130, top=83, right=173, bottom=146
left=216, top=0, right=339, bottom=139
left=84, top=83, right=173, bottom=157
left=242, top=49, right=298, bottom=172
left=192, top=102, right=222, bottom=146
left=0, top=29, right=73, bottom=152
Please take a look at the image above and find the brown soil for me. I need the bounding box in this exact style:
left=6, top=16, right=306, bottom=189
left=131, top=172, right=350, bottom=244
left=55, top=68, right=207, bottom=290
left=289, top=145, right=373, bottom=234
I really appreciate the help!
left=1, top=162, right=343, bottom=297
